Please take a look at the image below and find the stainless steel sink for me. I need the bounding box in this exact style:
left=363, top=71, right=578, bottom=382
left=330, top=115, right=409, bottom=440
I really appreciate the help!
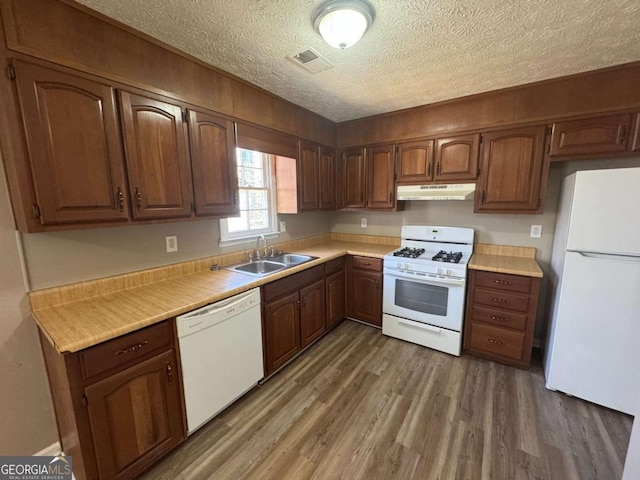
left=270, top=253, right=317, bottom=266
left=227, top=260, right=287, bottom=277
left=225, top=253, right=317, bottom=277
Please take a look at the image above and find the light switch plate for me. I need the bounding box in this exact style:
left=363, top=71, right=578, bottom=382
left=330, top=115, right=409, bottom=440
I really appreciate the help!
left=279, top=220, right=287, bottom=232
left=530, top=225, right=542, bottom=238
left=361, top=218, right=367, bottom=228
left=166, top=235, right=178, bottom=252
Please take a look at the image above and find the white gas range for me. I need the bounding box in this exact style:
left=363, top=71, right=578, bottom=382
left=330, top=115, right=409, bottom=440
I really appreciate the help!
left=382, top=225, right=474, bottom=356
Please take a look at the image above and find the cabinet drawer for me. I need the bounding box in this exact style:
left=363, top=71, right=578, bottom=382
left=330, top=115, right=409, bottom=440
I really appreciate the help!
left=325, top=256, right=345, bottom=276
left=474, top=270, right=532, bottom=294
left=80, top=321, right=171, bottom=380
left=471, top=305, right=527, bottom=331
left=468, top=323, right=525, bottom=361
left=351, top=256, right=382, bottom=271
left=473, top=287, right=530, bottom=313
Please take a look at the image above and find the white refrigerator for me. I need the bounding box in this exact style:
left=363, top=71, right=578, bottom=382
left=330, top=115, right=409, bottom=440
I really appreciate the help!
left=544, top=167, right=640, bottom=415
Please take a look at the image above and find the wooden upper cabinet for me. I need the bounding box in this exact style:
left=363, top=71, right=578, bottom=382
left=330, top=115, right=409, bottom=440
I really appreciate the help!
left=342, top=147, right=366, bottom=208
left=13, top=61, right=129, bottom=225
left=367, top=144, right=396, bottom=209
left=119, top=91, right=193, bottom=220
left=319, top=146, right=337, bottom=209
left=475, top=126, right=547, bottom=213
left=549, top=113, right=632, bottom=157
left=188, top=110, right=238, bottom=217
left=298, top=140, right=319, bottom=210
left=396, top=140, right=434, bottom=183
left=435, top=134, right=480, bottom=182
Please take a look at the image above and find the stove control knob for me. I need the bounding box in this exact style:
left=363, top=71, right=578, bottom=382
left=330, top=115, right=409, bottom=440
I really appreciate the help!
left=447, top=269, right=453, bottom=276
left=405, top=263, right=411, bottom=271
left=437, top=267, right=444, bottom=275
left=396, top=261, right=403, bottom=269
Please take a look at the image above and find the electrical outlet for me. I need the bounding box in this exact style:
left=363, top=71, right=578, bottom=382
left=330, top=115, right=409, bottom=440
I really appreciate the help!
left=361, top=218, right=367, bottom=228
left=279, top=220, right=287, bottom=232
left=166, top=235, right=178, bottom=252
left=530, top=225, right=542, bottom=238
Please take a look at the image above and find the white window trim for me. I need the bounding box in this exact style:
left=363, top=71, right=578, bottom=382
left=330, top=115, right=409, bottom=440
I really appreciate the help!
left=219, top=150, right=280, bottom=247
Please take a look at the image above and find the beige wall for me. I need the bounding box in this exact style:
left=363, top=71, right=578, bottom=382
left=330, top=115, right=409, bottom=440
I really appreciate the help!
left=22, top=211, right=331, bottom=290
left=0, top=158, right=57, bottom=455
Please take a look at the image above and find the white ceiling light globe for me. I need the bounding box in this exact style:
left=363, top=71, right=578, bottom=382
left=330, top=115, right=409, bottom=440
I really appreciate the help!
left=318, top=9, right=368, bottom=49
left=312, top=0, right=375, bottom=50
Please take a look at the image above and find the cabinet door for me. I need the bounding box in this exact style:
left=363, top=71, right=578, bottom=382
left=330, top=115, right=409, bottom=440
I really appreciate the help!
left=396, top=140, right=434, bottom=183
left=319, top=146, right=337, bottom=209
left=348, top=269, right=382, bottom=327
left=475, top=126, right=546, bottom=213
left=326, top=270, right=346, bottom=329
left=300, top=279, right=326, bottom=348
left=119, top=91, right=193, bottom=219
left=84, top=350, right=183, bottom=480
left=263, top=291, right=301, bottom=375
left=13, top=61, right=129, bottom=225
left=435, top=134, right=480, bottom=182
left=366, top=144, right=396, bottom=210
left=342, top=147, right=366, bottom=208
left=188, top=110, right=238, bottom=217
left=298, top=140, right=319, bottom=210
left=549, top=114, right=632, bottom=157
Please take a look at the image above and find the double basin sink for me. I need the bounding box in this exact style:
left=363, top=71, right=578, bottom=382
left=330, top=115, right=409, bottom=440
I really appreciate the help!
left=226, top=253, right=318, bottom=277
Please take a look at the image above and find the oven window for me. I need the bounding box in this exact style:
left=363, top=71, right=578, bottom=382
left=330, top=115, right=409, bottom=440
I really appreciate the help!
left=395, top=279, right=448, bottom=316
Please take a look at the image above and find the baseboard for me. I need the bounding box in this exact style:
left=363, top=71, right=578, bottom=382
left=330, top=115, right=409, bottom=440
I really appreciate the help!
left=33, top=441, right=62, bottom=456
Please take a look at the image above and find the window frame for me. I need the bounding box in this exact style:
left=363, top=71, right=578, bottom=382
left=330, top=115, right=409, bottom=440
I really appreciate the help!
left=219, top=149, right=279, bottom=245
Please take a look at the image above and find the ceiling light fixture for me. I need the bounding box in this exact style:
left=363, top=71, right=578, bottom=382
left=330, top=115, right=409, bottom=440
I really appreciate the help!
left=312, top=0, right=375, bottom=49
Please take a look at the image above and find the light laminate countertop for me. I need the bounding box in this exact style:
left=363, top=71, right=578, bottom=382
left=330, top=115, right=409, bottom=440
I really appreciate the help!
left=469, top=253, right=543, bottom=278
left=32, top=241, right=395, bottom=354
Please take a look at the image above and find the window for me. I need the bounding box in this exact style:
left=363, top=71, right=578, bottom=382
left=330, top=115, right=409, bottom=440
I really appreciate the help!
left=219, top=148, right=278, bottom=243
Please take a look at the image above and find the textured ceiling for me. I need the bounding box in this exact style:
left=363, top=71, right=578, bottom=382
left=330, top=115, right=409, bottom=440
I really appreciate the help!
left=75, top=0, right=640, bottom=122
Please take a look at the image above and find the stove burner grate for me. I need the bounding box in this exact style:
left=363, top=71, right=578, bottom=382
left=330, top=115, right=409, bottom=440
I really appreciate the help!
left=432, top=250, right=463, bottom=263
left=392, top=247, right=426, bottom=259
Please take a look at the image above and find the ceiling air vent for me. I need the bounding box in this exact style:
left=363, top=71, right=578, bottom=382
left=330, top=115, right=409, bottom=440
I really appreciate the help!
left=287, top=47, right=334, bottom=74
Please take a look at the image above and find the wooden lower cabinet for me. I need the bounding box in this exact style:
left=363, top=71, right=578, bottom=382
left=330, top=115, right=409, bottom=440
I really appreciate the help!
left=39, top=321, right=185, bottom=480
left=263, top=291, right=301, bottom=374
left=463, top=270, right=541, bottom=368
left=262, top=265, right=326, bottom=376
left=347, top=256, right=383, bottom=327
left=300, top=279, right=326, bottom=348
left=326, top=268, right=346, bottom=330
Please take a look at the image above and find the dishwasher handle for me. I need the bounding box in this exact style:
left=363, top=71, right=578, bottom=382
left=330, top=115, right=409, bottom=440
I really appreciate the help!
left=180, top=289, right=258, bottom=320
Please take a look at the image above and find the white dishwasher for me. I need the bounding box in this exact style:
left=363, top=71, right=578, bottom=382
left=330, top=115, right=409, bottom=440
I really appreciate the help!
left=177, top=288, right=263, bottom=435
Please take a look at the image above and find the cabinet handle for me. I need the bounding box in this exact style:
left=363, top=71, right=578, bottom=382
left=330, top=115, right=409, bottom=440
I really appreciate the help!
left=492, top=279, right=512, bottom=286
left=437, top=162, right=441, bottom=176
left=114, top=340, right=148, bottom=356
left=135, top=188, right=142, bottom=211
left=166, top=362, right=173, bottom=384
left=481, top=190, right=486, bottom=204
left=427, top=162, right=432, bottom=177
left=361, top=262, right=372, bottom=266
left=487, top=338, right=505, bottom=346
left=620, top=125, right=627, bottom=143
left=490, top=315, right=508, bottom=323
left=233, top=191, right=238, bottom=205
left=375, top=280, right=380, bottom=289
left=491, top=297, right=510, bottom=305
left=297, top=299, right=301, bottom=310
left=117, top=187, right=125, bottom=212
left=389, top=192, right=393, bottom=204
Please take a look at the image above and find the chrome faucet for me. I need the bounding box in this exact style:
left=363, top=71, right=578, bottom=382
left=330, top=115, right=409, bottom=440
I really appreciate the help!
left=255, top=235, right=268, bottom=260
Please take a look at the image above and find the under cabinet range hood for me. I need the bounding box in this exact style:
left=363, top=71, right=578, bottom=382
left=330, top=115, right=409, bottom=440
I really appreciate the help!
left=397, top=184, right=476, bottom=201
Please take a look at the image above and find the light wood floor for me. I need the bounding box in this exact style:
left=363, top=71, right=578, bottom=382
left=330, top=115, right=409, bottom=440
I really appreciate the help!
left=142, top=321, right=633, bottom=480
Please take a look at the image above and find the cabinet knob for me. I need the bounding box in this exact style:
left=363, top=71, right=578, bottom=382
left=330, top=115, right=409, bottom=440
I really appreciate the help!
left=135, top=188, right=143, bottom=211
left=166, top=362, right=173, bottom=384
left=117, top=187, right=125, bottom=212
left=427, top=162, right=432, bottom=177
left=481, top=190, right=486, bottom=204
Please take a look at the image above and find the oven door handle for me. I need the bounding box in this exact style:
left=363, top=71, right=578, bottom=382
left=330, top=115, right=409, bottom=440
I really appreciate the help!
left=385, top=272, right=465, bottom=287
left=399, top=319, right=442, bottom=334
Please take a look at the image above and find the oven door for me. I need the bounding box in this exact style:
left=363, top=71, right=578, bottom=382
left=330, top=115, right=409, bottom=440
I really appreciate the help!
left=383, top=271, right=466, bottom=331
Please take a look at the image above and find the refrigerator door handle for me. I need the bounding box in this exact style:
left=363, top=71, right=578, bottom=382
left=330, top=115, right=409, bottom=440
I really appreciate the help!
left=574, top=251, right=640, bottom=263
